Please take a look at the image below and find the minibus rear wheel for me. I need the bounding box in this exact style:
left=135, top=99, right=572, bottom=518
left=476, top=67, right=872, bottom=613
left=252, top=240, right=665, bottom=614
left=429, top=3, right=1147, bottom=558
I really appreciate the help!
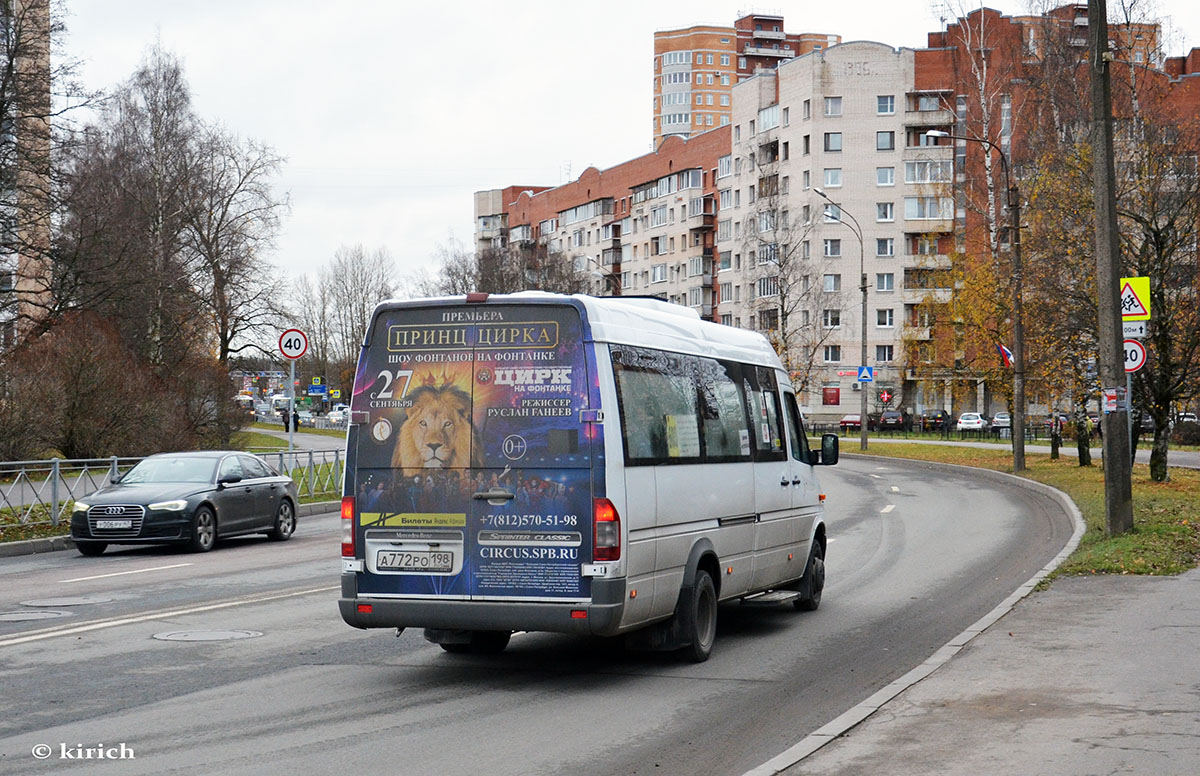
left=680, top=570, right=717, bottom=663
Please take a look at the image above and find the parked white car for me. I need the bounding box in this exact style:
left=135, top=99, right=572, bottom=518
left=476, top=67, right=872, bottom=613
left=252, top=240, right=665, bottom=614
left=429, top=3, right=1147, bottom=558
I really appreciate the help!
left=957, top=412, right=989, bottom=431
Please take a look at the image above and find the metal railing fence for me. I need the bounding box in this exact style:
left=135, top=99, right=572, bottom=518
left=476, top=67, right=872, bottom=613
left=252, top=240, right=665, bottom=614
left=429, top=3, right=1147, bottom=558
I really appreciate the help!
left=1, top=449, right=344, bottom=529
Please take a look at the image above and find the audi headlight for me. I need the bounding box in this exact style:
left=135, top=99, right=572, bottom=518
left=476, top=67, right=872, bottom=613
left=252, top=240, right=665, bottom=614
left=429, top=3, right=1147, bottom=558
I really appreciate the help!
left=72, top=501, right=90, bottom=512
left=148, top=499, right=188, bottom=511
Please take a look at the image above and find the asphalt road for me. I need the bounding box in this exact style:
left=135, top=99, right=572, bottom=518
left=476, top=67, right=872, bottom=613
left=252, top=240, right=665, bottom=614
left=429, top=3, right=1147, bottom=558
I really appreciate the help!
left=0, top=457, right=1073, bottom=776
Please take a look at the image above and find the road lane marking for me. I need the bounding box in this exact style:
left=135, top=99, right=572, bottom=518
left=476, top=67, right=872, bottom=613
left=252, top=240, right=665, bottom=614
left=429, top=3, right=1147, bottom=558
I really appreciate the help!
left=60, top=563, right=193, bottom=583
left=890, top=486, right=900, bottom=493
left=881, top=505, right=895, bottom=514
left=0, top=586, right=338, bottom=648
left=869, top=474, right=882, bottom=479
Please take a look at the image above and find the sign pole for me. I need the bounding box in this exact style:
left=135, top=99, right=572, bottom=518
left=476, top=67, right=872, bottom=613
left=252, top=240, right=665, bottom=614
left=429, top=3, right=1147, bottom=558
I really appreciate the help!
left=1126, top=372, right=1132, bottom=457
left=288, top=358, right=295, bottom=453
left=278, top=328, right=309, bottom=455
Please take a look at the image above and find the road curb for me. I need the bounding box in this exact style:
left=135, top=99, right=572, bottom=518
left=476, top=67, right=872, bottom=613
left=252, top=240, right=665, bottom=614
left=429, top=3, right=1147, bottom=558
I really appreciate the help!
left=0, top=501, right=340, bottom=559
left=743, top=455, right=1087, bottom=776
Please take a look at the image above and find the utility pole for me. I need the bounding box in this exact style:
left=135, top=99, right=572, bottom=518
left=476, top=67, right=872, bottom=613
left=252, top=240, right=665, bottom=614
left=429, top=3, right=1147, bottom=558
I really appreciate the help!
left=1089, top=0, right=1134, bottom=534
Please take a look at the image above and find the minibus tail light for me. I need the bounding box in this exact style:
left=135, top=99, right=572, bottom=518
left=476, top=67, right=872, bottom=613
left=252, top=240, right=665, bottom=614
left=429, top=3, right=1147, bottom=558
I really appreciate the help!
left=341, top=497, right=356, bottom=557
left=593, top=498, right=620, bottom=562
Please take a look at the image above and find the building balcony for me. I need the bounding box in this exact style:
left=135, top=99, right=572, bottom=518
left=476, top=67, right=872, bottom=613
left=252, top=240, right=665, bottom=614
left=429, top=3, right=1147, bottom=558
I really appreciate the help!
left=903, top=218, right=954, bottom=233
left=906, top=252, right=953, bottom=269
left=904, top=108, right=955, bottom=126
left=688, top=213, right=715, bottom=231
left=902, top=144, right=954, bottom=161
left=904, top=325, right=932, bottom=341
left=743, top=45, right=794, bottom=57
left=901, top=287, right=953, bottom=304
left=601, top=247, right=622, bottom=266
left=753, top=29, right=787, bottom=40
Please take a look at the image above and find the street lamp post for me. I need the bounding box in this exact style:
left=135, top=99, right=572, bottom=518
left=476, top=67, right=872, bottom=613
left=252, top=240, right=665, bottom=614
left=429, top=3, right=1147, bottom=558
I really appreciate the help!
left=927, top=129, right=1026, bottom=472
left=815, top=188, right=868, bottom=451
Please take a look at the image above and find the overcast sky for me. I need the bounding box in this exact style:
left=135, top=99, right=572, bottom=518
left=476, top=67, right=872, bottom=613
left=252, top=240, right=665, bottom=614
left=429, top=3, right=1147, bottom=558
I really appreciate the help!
left=62, top=1, right=1200, bottom=283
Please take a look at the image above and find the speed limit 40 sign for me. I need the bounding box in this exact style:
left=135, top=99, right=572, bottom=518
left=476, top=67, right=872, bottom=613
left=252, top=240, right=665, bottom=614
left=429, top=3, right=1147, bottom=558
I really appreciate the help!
left=1124, top=339, right=1146, bottom=373
left=279, top=329, right=309, bottom=360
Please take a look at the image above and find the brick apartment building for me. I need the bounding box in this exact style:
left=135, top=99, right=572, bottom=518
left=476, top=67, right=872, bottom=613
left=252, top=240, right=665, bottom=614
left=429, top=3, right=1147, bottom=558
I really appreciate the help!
left=653, top=13, right=840, bottom=147
left=475, top=4, right=1200, bottom=420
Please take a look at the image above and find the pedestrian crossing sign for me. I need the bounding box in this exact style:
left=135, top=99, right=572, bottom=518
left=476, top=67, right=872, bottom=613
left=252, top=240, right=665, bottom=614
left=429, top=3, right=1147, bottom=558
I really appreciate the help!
left=857, top=366, right=874, bottom=382
left=1119, top=276, right=1150, bottom=321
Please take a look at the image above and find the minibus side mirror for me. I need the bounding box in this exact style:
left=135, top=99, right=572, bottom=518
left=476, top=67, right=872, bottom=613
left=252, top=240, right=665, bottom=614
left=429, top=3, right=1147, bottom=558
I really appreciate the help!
left=820, top=433, right=839, bottom=466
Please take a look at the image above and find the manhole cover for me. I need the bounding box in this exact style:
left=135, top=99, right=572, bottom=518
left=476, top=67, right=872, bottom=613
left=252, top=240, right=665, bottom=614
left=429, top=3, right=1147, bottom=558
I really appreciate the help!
left=152, top=630, right=264, bottom=642
left=20, top=596, right=114, bottom=608
left=0, top=610, right=72, bottom=622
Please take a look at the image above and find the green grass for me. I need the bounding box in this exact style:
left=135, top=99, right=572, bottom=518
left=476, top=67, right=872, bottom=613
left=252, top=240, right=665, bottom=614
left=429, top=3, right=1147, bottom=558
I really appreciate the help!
left=853, top=443, right=1200, bottom=578
left=230, top=430, right=288, bottom=450
left=249, top=421, right=348, bottom=440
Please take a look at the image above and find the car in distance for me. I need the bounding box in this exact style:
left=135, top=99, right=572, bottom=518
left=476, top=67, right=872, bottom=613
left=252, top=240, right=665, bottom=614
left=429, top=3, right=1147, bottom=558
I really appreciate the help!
left=839, top=413, right=863, bottom=431
left=990, top=411, right=1012, bottom=429
left=921, top=409, right=951, bottom=431
left=70, top=451, right=299, bottom=556
left=877, top=410, right=910, bottom=431
left=957, top=412, right=989, bottom=431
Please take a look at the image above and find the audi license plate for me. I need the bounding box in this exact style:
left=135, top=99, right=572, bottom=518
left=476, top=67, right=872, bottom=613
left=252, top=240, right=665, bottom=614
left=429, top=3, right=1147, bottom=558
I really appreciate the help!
left=377, top=549, right=454, bottom=573
left=96, top=520, right=132, bottom=529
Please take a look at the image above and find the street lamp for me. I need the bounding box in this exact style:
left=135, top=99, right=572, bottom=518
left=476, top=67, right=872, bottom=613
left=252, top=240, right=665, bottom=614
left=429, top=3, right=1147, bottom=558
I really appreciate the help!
left=815, top=187, right=868, bottom=452
left=584, top=255, right=622, bottom=296
left=927, top=129, right=1026, bottom=471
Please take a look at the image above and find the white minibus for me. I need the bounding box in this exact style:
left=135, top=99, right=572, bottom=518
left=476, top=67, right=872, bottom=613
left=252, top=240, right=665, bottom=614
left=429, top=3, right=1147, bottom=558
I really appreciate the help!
left=338, top=292, right=839, bottom=661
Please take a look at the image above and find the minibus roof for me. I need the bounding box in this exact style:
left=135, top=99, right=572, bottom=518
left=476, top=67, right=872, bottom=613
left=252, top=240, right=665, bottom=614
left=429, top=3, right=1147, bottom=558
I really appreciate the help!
left=368, top=292, right=784, bottom=370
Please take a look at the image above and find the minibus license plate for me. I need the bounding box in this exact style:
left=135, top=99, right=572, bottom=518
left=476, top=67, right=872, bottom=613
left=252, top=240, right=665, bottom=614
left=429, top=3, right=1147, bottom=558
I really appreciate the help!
left=377, top=550, right=454, bottom=573
left=96, top=520, right=132, bottom=529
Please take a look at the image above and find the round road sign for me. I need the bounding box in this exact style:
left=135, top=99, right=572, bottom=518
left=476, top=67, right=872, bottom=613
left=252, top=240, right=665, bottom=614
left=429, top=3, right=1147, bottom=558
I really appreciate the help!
left=1123, top=339, right=1146, bottom=373
left=279, top=329, right=309, bottom=360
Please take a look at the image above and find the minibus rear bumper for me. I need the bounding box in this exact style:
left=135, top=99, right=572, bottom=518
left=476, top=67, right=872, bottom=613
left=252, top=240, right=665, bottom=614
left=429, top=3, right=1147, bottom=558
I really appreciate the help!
left=339, top=574, right=626, bottom=636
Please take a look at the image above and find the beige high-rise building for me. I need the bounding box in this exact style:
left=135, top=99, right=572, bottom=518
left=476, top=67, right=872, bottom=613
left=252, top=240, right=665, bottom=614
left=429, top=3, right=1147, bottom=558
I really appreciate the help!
left=653, top=13, right=840, bottom=147
left=714, top=42, right=954, bottom=420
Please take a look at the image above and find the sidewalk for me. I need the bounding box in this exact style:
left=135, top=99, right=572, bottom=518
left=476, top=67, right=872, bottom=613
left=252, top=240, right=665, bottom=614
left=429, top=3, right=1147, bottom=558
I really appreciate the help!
left=780, top=568, right=1200, bottom=775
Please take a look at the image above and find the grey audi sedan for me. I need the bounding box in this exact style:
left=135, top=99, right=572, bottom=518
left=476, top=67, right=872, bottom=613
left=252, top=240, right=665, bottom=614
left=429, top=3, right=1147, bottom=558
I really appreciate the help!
left=70, top=451, right=299, bottom=556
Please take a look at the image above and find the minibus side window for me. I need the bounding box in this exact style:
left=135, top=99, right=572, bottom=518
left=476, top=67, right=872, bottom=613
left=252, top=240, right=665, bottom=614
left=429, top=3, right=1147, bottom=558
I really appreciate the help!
left=783, top=391, right=810, bottom=462
left=696, top=358, right=752, bottom=461
left=612, top=348, right=702, bottom=464
left=745, top=367, right=787, bottom=461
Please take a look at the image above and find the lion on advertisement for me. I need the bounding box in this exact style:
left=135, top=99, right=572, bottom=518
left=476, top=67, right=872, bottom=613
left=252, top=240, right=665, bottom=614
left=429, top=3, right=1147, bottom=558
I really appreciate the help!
left=392, top=384, right=481, bottom=475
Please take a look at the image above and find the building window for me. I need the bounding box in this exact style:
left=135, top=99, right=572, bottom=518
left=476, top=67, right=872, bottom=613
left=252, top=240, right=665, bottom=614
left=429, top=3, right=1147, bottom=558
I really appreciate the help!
left=904, top=196, right=953, bottom=219
left=652, top=264, right=667, bottom=283
left=876, top=131, right=895, bottom=151
left=783, top=107, right=789, bottom=126
left=876, top=202, right=894, bottom=222
left=824, top=132, right=842, bottom=152
left=876, top=237, right=894, bottom=256
left=876, top=273, right=895, bottom=291
left=802, top=170, right=810, bottom=189
left=720, top=250, right=731, bottom=270
left=823, top=274, right=841, bottom=292
left=758, top=275, right=780, bottom=297
left=720, top=282, right=732, bottom=302
left=877, top=95, right=895, bottom=114
left=877, top=308, right=895, bottom=327
left=824, top=96, right=842, bottom=116
left=803, top=135, right=810, bottom=155
left=824, top=168, right=842, bottom=188
left=739, top=57, right=747, bottom=69
left=802, top=99, right=811, bottom=119
left=876, top=345, right=895, bottom=362
left=824, top=345, right=842, bottom=363
left=905, top=160, right=953, bottom=183
left=718, top=155, right=732, bottom=178
left=720, top=94, right=730, bottom=106
left=877, top=166, right=895, bottom=186
left=823, top=204, right=842, bottom=223
left=822, top=309, right=841, bottom=328
left=719, top=189, right=732, bottom=209
left=734, top=125, right=741, bottom=142
left=824, top=239, right=842, bottom=257
left=721, top=54, right=730, bottom=66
